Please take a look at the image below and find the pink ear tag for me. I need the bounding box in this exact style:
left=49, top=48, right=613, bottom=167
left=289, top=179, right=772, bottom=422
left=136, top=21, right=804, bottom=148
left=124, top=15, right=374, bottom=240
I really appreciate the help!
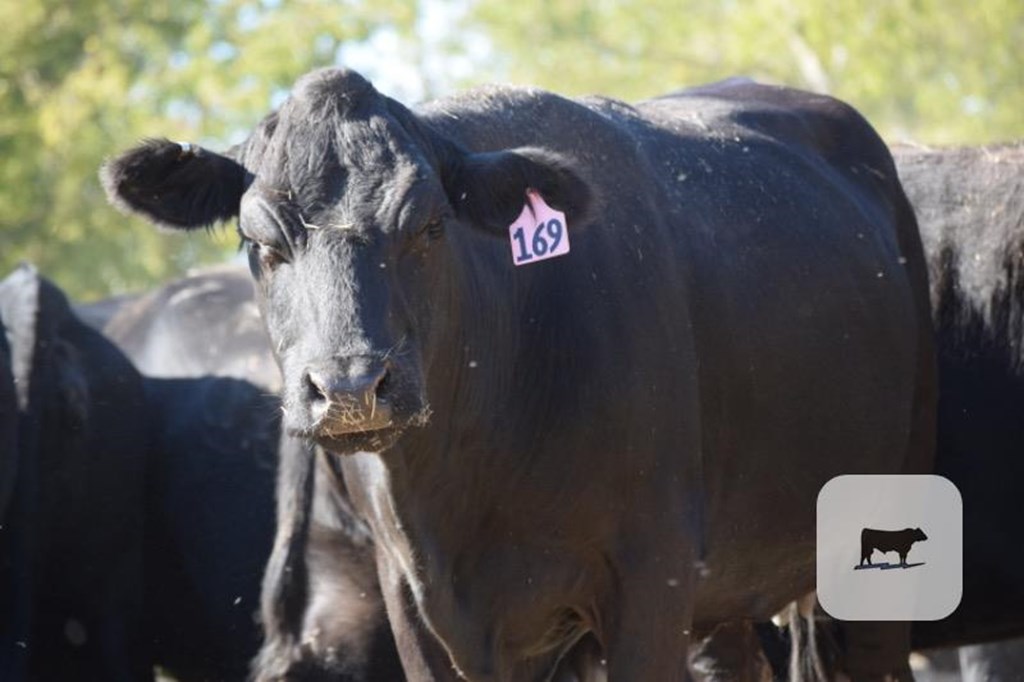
left=508, top=189, right=570, bottom=266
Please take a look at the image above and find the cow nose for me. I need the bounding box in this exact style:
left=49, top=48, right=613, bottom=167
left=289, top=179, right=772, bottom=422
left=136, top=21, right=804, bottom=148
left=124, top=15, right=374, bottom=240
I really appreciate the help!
left=300, top=357, right=398, bottom=435
left=304, top=362, right=390, bottom=409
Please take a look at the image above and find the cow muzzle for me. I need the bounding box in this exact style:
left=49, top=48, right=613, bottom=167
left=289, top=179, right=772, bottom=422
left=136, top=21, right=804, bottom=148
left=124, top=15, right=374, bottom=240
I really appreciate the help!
left=303, top=357, right=394, bottom=435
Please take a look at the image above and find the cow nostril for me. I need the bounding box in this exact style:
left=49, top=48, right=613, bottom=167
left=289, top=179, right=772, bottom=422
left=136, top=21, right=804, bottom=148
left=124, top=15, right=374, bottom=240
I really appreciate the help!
left=374, top=368, right=391, bottom=398
left=303, top=364, right=390, bottom=407
left=304, top=370, right=330, bottom=404
left=301, top=361, right=396, bottom=432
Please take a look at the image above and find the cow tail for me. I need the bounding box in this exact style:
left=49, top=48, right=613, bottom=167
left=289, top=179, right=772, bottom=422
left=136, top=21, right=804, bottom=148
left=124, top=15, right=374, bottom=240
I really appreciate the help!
left=251, top=434, right=316, bottom=681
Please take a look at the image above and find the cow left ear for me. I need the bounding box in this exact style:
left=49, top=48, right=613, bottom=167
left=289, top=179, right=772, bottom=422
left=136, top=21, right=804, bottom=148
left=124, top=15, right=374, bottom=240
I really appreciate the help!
left=0, top=263, right=40, bottom=411
left=444, top=147, right=595, bottom=236
left=101, top=139, right=247, bottom=230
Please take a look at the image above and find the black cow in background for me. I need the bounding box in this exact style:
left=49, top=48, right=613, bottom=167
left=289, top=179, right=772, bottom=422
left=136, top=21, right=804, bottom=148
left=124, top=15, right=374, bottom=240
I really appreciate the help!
left=73, top=267, right=277, bottom=679
left=0, top=263, right=149, bottom=681
left=957, top=637, right=1024, bottom=682
left=73, top=291, right=140, bottom=333
left=897, top=143, right=1024, bottom=657
left=102, top=263, right=281, bottom=392
left=0, top=315, right=29, bottom=681
left=0, top=318, right=17, bottom=522
left=141, top=375, right=279, bottom=681
left=88, top=265, right=401, bottom=681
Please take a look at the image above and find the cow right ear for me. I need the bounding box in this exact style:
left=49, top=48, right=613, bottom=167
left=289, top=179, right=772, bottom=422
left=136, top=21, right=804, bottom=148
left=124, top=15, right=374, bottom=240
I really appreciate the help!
left=101, top=139, right=247, bottom=230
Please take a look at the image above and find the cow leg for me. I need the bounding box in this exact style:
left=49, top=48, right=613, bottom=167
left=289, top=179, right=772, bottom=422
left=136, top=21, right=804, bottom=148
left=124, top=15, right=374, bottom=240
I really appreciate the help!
left=840, top=621, right=913, bottom=682
left=550, top=634, right=607, bottom=682
left=787, top=596, right=911, bottom=682
left=376, top=553, right=458, bottom=681
left=959, top=637, right=1024, bottom=682
left=689, top=621, right=774, bottom=682
left=605, top=608, right=693, bottom=681
left=603, top=573, right=694, bottom=681
left=786, top=597, right=837, bottom=682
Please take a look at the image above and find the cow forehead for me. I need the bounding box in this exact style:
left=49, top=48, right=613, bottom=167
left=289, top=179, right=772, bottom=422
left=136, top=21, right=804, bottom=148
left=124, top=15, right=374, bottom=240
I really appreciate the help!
left=244, top=110, right=435, bottom=227
left=289, top=67, right=379, bottom=118
left=234, top=69, right=448, bottom=236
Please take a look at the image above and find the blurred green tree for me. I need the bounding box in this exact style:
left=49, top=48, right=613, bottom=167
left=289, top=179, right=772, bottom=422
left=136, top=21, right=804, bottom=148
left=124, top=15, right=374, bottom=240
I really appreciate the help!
left=0, top=0, right=415, bottom=299
left=466, top=0, right=1022, bottom=144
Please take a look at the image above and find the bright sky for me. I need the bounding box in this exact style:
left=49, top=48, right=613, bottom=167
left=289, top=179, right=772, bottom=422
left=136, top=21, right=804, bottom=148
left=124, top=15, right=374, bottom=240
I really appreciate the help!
left=335, top=0, right=495, bottom=104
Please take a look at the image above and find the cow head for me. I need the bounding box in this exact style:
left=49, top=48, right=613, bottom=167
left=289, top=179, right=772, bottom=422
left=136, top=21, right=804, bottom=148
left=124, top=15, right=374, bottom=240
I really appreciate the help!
left=102, top=68, right=593, bottom=454
left=0, top=264, right=89, bottom=440
left=913, top=527, right=928, bottom=542
left=0, top=264, right=147, bottom=473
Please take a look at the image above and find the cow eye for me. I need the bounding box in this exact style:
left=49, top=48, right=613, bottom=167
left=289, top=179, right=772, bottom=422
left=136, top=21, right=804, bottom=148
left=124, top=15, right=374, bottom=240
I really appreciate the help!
left=239, top=230, right=288, bottom=273
left=254, top=241, right=287, bottom=270
left=239, top=219, right=290, bottom=265
left=420, top=217, right=444, bottom=241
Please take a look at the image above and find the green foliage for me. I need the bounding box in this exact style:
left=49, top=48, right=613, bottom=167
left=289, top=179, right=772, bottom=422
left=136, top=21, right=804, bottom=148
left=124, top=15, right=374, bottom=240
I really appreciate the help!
left=0, top=0, right=414, bottom=298
left=466, top=0, right=1023, bottom=145
left=0, top=0, right=1019, bottom=297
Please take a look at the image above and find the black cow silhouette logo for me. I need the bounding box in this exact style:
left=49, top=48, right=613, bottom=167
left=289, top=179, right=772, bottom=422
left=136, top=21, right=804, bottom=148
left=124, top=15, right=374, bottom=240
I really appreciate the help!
left=859, top=527, right=928, bottom=568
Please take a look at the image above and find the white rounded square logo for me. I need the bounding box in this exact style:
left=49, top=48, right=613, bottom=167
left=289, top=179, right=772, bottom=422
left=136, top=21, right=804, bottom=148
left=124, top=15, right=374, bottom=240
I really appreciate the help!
left=817, top=475, right=962, bottom=621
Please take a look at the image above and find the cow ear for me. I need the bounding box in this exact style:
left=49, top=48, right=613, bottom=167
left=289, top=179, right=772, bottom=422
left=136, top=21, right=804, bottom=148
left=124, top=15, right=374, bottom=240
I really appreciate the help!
left=101, top=139, right=247, bottom=230
left=0, top=263, right=41, bottom=411
left=444, top=147, right=595, bottom=237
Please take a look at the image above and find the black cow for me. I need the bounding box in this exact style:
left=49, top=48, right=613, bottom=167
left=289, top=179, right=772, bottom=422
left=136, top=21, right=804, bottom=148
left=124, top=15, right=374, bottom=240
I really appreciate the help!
left=894, top=143, right=1024, bottom=650
left=958, top=636, right=1024, bottom=682
left=0, top=318, right=16, bottom=522
left=777, top=143, right=1024, bottom=680
left=103, top=69, right=935, bottom=680
left=0, top=264, right=148, bottom=681
left=103, top=263, right=281, bottom=392
left=0, top=315, right=28, bottom=681
left=93, top=264, right=401, bottom=681
left=859, top=527, right=928, bottom=567
left=140, top=375, right=278, bottom=681
left=73, top=291, right=140, bottom=332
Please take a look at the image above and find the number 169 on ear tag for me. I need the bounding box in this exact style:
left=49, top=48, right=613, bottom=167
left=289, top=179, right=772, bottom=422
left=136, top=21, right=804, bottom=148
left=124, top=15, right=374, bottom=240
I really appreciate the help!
left=509, top=189, right=570, bottom=266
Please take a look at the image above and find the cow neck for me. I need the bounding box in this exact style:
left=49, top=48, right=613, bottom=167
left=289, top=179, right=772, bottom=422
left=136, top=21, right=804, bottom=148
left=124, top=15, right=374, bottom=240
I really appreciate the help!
left=382, top=237, right=533, bottom=559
